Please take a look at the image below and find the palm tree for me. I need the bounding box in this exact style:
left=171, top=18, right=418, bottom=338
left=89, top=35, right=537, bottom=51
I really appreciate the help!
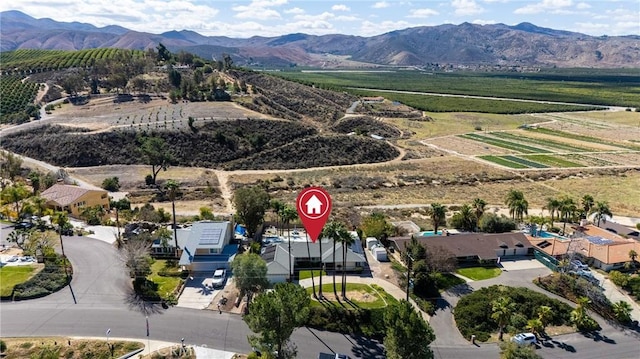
left=457, top=204, right=476, bottom=232
left=526, top=318, right=544, bottom=338
left=281, top=205, right=298, bottom=280
left=270, top=200, right=285, bottom=236
left=321, top=221, right=350, bottom=299
left=429, top=203, right=447, bottom=234
left=472, top=198, right=486, bottom=229
left=165, top=179, right=180, bottom=254
left=30, top=196, right=47, bottom=218
left=305, top=231, right=317, bottom=299
left=51, top=211, right=69, bottom=257
left=581, top=195, right=594, bottom=217
left=558, top=196, right=577, bottom=235
left=629, top=250, right=638, bottom=268
left=570, top=296, right=590, bottom=328
left=612, top=300, right=633, bottom=323
left=592, top=201, right=612, bottom=227
left=544, top=197, right=561, bottom=224
left=505, top=190, right=528, bottom=222
left=491, top=296, right=516, bottom=341
left=537, top=305, right=553, bottom=332
left=341, top=230, right=356, bottom=299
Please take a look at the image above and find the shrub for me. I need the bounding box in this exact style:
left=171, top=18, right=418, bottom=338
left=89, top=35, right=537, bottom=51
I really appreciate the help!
left=102, top=176, right=120, bottom=191
left=306, top=306, right=386, bottom=339
left=0, top=340, right=6, bottom=353
left=479, top=213, right=517, bottom=233
left=609, top=271, right=630, bottom=287
left=12, top=255, right=70, bottom=300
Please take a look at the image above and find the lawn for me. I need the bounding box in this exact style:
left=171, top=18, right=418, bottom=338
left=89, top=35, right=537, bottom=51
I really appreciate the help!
left=1, top=337, right=143, bottom=359
left=149, top=260, right=183, bottom=299
left=456, top=267, right=502, bottom=281
left=432, top=272, right=467, bottom=291
left=306, top=283, right=389, bottom=309
left=0, top=265, right=37, bottom=297
left=298, top=269, right=327, bottom=280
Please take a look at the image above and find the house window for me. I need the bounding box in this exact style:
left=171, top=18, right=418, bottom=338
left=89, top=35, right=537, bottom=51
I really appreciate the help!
left=209, top=248, right=220, bottom=254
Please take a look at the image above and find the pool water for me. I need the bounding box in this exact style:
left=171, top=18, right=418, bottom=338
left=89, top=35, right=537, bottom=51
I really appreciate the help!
left=419, top=231, right=444, bottom=237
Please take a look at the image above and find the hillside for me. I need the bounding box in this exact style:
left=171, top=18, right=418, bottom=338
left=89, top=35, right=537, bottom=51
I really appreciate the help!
left=2, top=10, right=639, bottom=68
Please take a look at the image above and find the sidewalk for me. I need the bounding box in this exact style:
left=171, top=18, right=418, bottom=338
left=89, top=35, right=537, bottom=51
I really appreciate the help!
left=70, top=336, right=237, bottom=358
left=592, top=271, right=640, bottom=322
left=298, top=275, right=430, bottom=322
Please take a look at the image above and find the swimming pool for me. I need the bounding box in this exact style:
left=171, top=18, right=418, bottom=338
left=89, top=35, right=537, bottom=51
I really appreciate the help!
left=418, top=230, right=444, bottom=237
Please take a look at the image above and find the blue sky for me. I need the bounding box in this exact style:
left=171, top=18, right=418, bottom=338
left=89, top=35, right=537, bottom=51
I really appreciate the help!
left=3, top=0, right=639, bottom=37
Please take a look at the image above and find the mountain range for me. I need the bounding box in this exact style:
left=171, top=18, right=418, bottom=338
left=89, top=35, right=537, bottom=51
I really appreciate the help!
left=2, top=10, right=639, bottom=68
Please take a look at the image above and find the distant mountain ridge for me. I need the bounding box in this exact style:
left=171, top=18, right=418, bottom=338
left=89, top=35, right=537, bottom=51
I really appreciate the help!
left=2, top=10, right=638, bottom=68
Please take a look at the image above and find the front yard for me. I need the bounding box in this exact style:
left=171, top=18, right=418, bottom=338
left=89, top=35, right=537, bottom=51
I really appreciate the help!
left=148, top=259, right=184, bottom=303
left=0, top=265, right=38, bottom=297
left=456, top=266, right=502, bottom=281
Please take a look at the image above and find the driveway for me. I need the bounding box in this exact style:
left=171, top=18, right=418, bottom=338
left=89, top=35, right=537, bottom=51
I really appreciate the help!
left=177, top=276, right=223, bottom=309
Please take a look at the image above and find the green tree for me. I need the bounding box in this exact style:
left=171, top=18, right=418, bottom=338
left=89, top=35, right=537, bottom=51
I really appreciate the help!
left=499, top=342, right=542, bottom=359
left=199, top=206, right=215, bottom=220
left=492, top=296, right=516, bottom=340
left=581, top=194, right=594, bottom=217
left=570, top=296, right=598, bottom=331
left=140, top=137, right=173, bottom=185
left=544, top=197, right=561, bottom=223
left=234, top=186, right=270, bottom=239
left=7, top=230, right=30, bottom=249
left=102, top=177, right=120, bottom=192
left=1, top=183, right=31, bottom=221
left=321, top=221, right=351, bottom=299
left=558, top=196, right=577, bottom=234
left=28, top=171, right=41, bottom=194
left=472, top=198, right=487, bottom=228
left=612, top=300, right=632, bottom=323
left=505, top=190, right=528, bottom=222
left=383, top=300, right=435, bottom=359
left=51, top=211, right=70, bottom=257
left=156, top=43, right=172, bottom=62
left=360, top=212, right=393, bottom=241
left=450, top=204, right=476, bottom=232
left=629, top=250, right=638, bottom=268
left=592, top=201, right=612, bottom=227
left=121, top=237, right=152, bottom=281
left=244, top=283, right=310, bottom=359
left=428, top=203, right=447, bottom=234
left=231, top=253, right=269, bottom=303
left=526, top=318, right=544, bottom=337
left=340, top=231, right=356, bottom=299
left=80, top=205, right=106, bottom=225
left=281, top=205, right=297, bottom=278
left=165, top=179, right=180, bottom=252
left=0, top=151, right=23, bottom=181
left=537, top=305, right=553, bottom=331
left=270, top=200, right=285, bottom=236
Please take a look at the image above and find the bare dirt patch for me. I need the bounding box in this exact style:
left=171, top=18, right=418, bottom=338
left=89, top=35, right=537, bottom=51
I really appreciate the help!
left=319, top=290, right=378, bottom=303
left=423, top=135, right=511, bottom=155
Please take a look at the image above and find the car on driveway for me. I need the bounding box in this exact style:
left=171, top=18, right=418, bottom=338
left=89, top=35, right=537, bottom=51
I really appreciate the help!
left=14, top=222, right=34, bottom=230
left=511, top=332, right=537, bottom=346
left=571, top=260, right=589, bottom=270
left=212, top=269, right=226, bottom=288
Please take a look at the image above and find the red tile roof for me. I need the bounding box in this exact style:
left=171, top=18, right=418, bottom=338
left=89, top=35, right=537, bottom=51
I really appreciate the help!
left=40, top=184, right=102, bottom=206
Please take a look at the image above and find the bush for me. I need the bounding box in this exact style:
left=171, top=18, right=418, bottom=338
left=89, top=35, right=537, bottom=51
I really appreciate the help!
left=479, top=213, right=517, bottom=233
left=102, top=176, right=120, bottom=191
left=306, top=306, right=386, bottom=339
left=609, top=271, right=630, bottom=287
left=0, top=340, right=6, bottom=353
left=12, top=254, right=70, bottom=300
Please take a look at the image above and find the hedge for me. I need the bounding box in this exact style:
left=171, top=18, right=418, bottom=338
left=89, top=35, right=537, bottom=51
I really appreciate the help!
left=12, top=255, right=71, bottom=300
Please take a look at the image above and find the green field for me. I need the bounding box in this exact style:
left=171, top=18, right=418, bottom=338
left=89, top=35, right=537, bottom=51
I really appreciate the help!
left=460, top=133, right=551, bottom=153
left=276, top=69, right=640, bottom=107
left=0, top=265, right=36, bottom=297
left=521, top=154, right=585, bottom=168
left=502, top=155, right=549, bottom=168
left=490, top=131, right=592, bottom=153
left=479, top=155, right=528, bottom=169
left=527, top=128, right=640, bottom=151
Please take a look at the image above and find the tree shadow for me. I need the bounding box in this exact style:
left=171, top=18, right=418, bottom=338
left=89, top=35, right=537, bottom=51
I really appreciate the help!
left=349, top=334, right=385, bottom=359
left=446, top=283, right=473, bottom=297
left=580, top=331, right=616, bottom=344
left=547, top=339, right=577, bottom=353
left=434, top=298, right=451, bottom=312
left=124, top=288, right=166, bottom=315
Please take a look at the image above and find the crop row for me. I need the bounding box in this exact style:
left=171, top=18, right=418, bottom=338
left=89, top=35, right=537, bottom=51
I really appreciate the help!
left=520, top=155, right=585, bottom=168
left=460, top=133, right=551, bottom=153
left=502, top=155, right=549, bottom=168
left=1, top=49, right=146, bottom=75
left=0, top=76, right=39, bottom=123
left=490, top=131, right=592, bottom=153
left=346, top=88, right=599, bottom=114
left=276, top=69, right=640, bottom=108
left=526, top=128, right=640, bottom=151
left=478, top=155, right=528, bottom=169
left=563, top=154, right=619, bottom=167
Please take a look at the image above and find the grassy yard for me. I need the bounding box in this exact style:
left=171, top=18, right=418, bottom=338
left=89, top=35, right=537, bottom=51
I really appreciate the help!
left=432, top=272, right=467, bottom=291
left=0, top=265, right=37, bottom=297
left=306, top=283, right=389, bottom=309
left=456, top=267, right=502, bottom=281
left=1, top=337, right=143, bottom=359
left=149, top=260, right=183, bottom=299
left=298, top=270, right=326, bottom=280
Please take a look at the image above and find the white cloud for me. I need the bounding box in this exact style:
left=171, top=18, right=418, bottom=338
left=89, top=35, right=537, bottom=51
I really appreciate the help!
left=514, top=0, right=573, bottom=15
left=335, top=15, right=360, bottom=21
left=294, top=12, right=335, bottom=21
left=284, top=7, right=305, bottom=14
left=331, top=4, right=350, bottom=11
left=372, top=1, right=391, bottom=9
left=576, top=2, right=591, bottom=9
left=472, top=19, right=498, bottom=25
left=451, top=0, right=484, bottom=16
left=408, top=8, right=439, bottom=18
left=233, top=6, right=281, bottom=20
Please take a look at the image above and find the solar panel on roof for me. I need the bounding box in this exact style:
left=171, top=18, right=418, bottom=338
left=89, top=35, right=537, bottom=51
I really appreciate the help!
left=586, top=236, right=614, bottom=245
left=199, top=228, right=222, bottom=245
left=538, top=241, right=551, bottom=249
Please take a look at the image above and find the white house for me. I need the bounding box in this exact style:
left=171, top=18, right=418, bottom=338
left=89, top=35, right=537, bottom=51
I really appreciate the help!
left=178, top=221, right=238, bottom=274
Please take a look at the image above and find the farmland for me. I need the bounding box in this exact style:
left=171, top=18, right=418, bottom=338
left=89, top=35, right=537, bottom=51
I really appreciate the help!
left=0, top=75, right=40, bottom=124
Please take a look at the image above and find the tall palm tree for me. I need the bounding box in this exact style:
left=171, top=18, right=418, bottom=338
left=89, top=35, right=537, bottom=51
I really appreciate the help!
left=305, top=231, right=317, bottom=299
left=321, top=221, right=349, bottom=299
left=559, top=196, right=577, bottom=235
left=281, top=205, right=298, bottom=280
left=30, top=196, right=47, bottom=218
left=544, top=197, right=561, bottom=223
left=165, top=179, right=180, bottom=254
left=581, top=195, right=594, bottom=217
left=457, top=204, right=476, bottom=232
left=270, top=200, right=285, bottom=236
left=51, top=211, right=69, bottom=257
left=429, top=203, right=447, bottom=234
left=472, top=198, right=486, bottom=229
left=592, top=201, right=612, bottom=227
left=341, top=230, right=356, bottom=299
left=629, top=250, right=638, bottom=268
left=505, top=190, right=528, bottom=222
left=491, top=296, right=516, bottom=341
left=612, top=300, right=633, bottom=323
left=571, top=296, right=591, bottom=328
left=538, top=305, right=553, bottom=332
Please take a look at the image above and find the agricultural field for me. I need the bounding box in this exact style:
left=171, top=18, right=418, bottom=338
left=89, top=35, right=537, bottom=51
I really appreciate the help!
left=0, top=75, right=40, bottom=124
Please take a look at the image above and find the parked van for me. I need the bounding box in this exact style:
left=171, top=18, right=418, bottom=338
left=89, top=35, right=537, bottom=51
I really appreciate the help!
left=511, top=332, right=537, bottom=346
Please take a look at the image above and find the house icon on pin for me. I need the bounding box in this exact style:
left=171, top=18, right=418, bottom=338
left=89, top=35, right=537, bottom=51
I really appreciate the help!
left=305, top=194, right=323, bottom=215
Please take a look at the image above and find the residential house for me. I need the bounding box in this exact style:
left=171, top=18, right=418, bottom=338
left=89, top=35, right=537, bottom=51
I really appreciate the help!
left=529, top=224, right=640, bottom=271
left=390, top=232, right=534, bottom=265
left=151, top=227, right=191, bottom=257
left=178, top=221, right=238, bottom=274
left=597, top=221, right=640, bottom=239
left=261, top=234, right=366, bottom=283
left=40, top=184, right=110, bottom=218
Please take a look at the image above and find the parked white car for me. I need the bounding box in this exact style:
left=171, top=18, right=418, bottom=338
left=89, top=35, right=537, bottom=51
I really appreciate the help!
left=212, top=269, right=226, bottom=288
left=571, top=260, right=588, bottom=270
left=511, top=332, right=537, bottom=346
